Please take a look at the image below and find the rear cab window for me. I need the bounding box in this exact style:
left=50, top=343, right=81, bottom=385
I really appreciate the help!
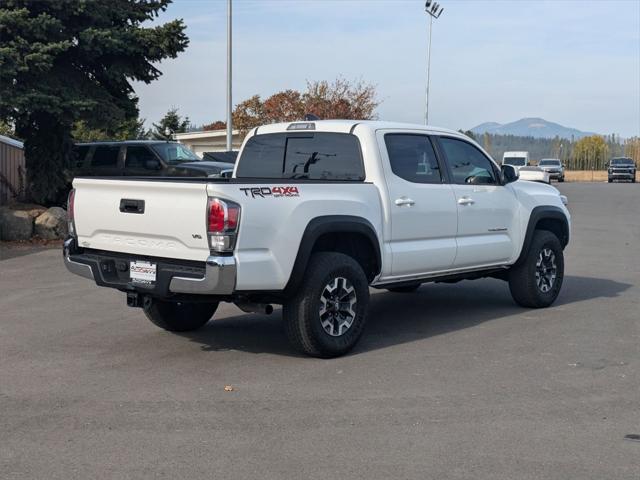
left=236, top=132, right=364, bottom=180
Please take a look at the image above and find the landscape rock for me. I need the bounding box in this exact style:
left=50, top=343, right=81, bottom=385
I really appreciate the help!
left=20, top=205, right=48, bottom=219
left=0, top=209, right=34, bottom=241
left=34, top=207, right=68, bottom=240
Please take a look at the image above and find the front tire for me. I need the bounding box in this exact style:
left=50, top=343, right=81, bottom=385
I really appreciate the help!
left=508, top=230, right=564, bottom=308
left=144, top=299, right=218, bottom=332
left=283, top=252, right=370, bottom=358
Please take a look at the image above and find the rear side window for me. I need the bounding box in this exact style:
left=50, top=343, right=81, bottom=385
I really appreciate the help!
left=236, top=132, right=364, bottom=180
left=384, top=134, right=442, bottom=184
left=439, top=137, right=498, bottom=185
left=91, top=146, right=120, bottom=168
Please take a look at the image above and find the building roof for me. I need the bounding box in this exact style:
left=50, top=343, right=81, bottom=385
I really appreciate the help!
left=174, top=129, right=241, bottom=141
left=0, top=134, right=23, bottom=149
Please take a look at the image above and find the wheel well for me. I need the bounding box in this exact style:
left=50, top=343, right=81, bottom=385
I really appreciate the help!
left=535, top=218, right=569, bottom=248
left=311, top=231, right=380, bottom=282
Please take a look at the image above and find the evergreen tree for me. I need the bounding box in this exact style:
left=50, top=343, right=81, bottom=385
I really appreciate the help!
left=151, top=107, right=190, bottom=140
left=0, top=0, right=188, bottom=204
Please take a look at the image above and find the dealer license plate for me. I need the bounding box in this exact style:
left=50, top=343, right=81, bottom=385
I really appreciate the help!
left=130, top=261, right=157, bottom=285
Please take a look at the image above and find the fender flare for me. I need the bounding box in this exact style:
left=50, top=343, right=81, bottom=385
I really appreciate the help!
left=284, top=215, right=382, bottom=293
left=515, top=205, right=569, bottom=265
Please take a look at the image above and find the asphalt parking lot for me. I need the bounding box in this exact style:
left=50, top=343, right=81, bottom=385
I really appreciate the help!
left=1, top=183, right=638, bottom=479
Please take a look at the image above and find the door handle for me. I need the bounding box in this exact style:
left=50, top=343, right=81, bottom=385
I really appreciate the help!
left=394, top=197, right=415, bottom=207
left=457, top=196, right=475, bottom=206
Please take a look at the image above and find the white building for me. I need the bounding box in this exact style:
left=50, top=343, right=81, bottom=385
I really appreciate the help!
left=174, top=130, right=243, bottom=158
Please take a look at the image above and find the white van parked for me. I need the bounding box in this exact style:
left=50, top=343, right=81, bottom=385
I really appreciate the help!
left=502, top=151, right=529, bottom=169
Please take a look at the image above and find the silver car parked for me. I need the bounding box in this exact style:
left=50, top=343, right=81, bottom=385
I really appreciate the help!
left=538, top=159, right=565, bottom=182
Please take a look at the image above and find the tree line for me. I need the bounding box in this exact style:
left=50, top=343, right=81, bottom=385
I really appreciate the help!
left=462, top=131, right=639, bottom=170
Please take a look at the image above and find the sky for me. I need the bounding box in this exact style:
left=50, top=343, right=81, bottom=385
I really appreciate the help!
left=135, top=0, right=640, bottom=138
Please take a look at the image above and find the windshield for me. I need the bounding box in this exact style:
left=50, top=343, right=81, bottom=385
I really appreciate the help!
left=503, top=157, right=526, bottom=166
left=539, top=159, right=560, bottom=166
left=611, top=158, right=634, bottom=166
left=151, top=143, right=200, bottom=164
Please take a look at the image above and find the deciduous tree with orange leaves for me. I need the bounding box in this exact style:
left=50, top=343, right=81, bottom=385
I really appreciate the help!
left=207, top=78, right=380, bottom=133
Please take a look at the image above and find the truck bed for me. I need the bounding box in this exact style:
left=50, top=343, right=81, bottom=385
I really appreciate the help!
left=72, top=176, right=383, bottom=291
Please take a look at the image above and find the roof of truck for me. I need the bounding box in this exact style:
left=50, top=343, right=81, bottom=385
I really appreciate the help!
left=253, top=119, right=464, bottom=137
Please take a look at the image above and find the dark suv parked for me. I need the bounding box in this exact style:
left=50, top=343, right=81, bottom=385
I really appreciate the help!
left=71, top=141, right=234, bottom=178
left=607, top=157, right=636, bottom=183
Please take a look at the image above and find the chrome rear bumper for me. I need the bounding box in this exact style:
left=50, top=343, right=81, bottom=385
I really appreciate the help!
left=169, top=256, right=236, bottom=294
left=63, top=238, right=236, bottom=296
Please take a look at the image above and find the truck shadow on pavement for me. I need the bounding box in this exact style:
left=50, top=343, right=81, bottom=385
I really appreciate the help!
left=179, top=275, right=631, bottom=357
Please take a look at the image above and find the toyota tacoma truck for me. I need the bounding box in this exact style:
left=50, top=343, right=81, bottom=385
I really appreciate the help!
left=64, top=120, right=570, bottom=358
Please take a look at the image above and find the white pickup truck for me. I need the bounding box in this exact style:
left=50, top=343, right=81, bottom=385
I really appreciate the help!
left=64, top=120, right=570, bottom=357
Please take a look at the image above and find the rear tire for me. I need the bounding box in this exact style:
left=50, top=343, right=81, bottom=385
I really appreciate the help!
left=283, top=252, right=369, bottom=358
left=508, top=230, right=564, bottom=308
left=387, top=284, right=421, bottom=293
left=144, top=299, right=218, bottom=332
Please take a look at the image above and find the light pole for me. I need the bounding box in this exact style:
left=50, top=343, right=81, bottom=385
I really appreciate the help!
left=424, top=1, right=443, bottom=125
left=226, top=0, right=233, bottom=151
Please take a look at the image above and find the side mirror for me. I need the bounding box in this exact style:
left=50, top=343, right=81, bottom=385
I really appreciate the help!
left=221, top=169, right=233, bottom=179
left=501, top=164, right=519, bottom=184
left=145, top=159, right=161, bottom=170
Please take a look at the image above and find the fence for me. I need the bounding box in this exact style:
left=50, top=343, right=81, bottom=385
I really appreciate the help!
left=0, top=135, right=25, bottom=205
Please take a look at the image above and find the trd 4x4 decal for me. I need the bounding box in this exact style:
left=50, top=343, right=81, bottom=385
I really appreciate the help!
left=240, top=186, right=300, bottom=198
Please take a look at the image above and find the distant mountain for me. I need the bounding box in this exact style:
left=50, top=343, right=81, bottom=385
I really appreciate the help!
left=471, top=118, right=596, bottom=140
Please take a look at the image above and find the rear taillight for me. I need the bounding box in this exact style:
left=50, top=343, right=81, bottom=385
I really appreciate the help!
left=207, top=198, right=240, bottom=253
left=67, top=189, right=76, bottom=237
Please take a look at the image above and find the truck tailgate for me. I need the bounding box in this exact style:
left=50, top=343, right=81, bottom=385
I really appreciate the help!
left=73, top=178, right=210, bottom=261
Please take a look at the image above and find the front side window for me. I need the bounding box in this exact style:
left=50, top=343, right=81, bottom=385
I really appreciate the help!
left=384, top=134, right=442, bottom=184
left=91, top=146, right=120, bottom=168
left=126, top=146, right=158, bottom=169
left=439, top=137, right=498, bottom=185
left=236, top=132, right=364, bottom=180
